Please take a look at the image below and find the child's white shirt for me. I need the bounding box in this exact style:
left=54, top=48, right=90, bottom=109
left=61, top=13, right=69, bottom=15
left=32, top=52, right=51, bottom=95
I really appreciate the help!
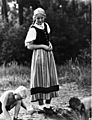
left=0, top=90, right=14, bottom=104
left=0, top=90, right=14, bottom=120
left=25, top=22, right=50, bottom=46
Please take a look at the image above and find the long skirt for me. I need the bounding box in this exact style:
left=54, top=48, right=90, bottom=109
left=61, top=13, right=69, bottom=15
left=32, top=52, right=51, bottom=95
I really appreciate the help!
left=30, top=49, right=59, bottom=102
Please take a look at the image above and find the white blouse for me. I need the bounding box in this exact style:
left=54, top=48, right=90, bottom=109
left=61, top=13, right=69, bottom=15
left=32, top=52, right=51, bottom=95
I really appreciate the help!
left=25, top=22, right=50, bottom=46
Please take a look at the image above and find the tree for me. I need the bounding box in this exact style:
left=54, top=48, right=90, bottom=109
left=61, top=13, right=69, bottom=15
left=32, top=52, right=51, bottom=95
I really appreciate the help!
left=2, top=0, right=8, bottom=22
left=18, top=2, right=23, bottom=25
left=45, top=0, right=91, bottom=64
left=17, top=0, right=41, bottom=25
left=0, top=0, right=91, bottom=65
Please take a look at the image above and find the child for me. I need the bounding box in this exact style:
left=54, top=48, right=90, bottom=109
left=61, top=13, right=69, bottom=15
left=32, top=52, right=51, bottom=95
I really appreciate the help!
left=25, top=8, right=59, bottom=110
left=0, top=86, right=28, bottom=120
left=69, top=97, right=90, bottom=120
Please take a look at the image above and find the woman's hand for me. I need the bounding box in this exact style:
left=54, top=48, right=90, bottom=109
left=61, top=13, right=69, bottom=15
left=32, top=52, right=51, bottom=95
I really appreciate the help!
left=49, top=42, right=53, bottom=50
left=42, top=45, right=53, bottom=51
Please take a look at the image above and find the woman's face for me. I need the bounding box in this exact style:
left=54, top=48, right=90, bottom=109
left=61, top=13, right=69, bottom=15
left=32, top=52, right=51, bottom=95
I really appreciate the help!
left=35, top=14, right=45, bottom=25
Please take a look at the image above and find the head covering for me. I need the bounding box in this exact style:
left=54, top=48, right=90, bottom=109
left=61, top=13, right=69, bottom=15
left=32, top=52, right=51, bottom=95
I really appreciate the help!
left=33, top=8, right=46, bottom=21
left=14, top=86, right=28, bottom=99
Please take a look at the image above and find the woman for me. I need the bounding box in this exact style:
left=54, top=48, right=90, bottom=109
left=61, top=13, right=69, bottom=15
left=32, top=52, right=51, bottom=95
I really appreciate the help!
left=25, top=7, right=59, bottom=110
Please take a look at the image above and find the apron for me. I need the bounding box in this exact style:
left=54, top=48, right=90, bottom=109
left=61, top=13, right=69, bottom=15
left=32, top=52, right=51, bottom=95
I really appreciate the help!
left=30, top=49, right=59, bottom=102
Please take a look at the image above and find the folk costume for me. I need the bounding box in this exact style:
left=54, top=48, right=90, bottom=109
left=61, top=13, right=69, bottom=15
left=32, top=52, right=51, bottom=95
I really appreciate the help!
left=25, top=8, right=59, bottom=103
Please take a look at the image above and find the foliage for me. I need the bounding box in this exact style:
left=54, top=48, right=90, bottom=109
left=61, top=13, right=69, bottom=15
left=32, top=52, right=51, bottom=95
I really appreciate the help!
left=0, top=22, right=32, bottom=65
left=0, top=61, right=90, bottom=89
left=17, top=0, right=40, bottom=9
left=57, top=59, right=91, bottom=87
left=0, top=62, right=30, bottom=89
left=45, top=0, right=91, bottom=64
left=0, top=0, right=91, bottom=65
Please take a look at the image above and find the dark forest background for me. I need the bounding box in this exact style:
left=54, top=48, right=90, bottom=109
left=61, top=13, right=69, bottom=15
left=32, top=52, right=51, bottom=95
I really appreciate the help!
left=0, top=0, right=91, bottom=66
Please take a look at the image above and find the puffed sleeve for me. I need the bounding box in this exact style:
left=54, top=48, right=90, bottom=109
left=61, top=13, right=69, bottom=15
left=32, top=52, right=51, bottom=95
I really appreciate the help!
left=45, top=23, right=51, bottom=34
left=25, top=27, right=36, bottom=47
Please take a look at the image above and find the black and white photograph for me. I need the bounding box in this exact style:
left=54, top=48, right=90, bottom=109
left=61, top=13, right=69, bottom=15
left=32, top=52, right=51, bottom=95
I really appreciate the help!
left=0, top=0, right=91, bottom=120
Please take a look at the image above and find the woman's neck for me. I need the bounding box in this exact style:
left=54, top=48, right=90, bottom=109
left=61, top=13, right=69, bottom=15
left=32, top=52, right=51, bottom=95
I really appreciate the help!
left=34, top=23, right=45, bottom=29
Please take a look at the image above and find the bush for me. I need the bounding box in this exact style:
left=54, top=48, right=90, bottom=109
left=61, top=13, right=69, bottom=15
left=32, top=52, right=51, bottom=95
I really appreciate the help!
left=0, top=0, right=91, bottom=65
left=0, top=22, right=32, bottom=65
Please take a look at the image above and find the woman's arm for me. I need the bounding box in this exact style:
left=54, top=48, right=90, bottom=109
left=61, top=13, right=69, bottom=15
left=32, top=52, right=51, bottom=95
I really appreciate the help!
left=27, top=42, right=53, bottom=51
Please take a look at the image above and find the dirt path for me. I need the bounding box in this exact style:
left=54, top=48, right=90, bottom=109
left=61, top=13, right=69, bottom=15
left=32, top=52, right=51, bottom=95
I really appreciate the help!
left=8, top=82, right=91, bottom=120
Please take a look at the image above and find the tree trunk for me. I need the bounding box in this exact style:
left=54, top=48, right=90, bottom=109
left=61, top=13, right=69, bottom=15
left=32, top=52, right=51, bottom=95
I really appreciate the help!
left=19, top=3, right=23, bottom=25
left=2, top=0, right=8, bottom=22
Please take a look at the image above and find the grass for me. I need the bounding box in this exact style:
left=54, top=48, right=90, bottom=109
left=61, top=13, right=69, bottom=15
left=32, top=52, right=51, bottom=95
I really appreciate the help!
left=57, top=60, right=91, bottom=88
left=0, top=61, right=91, bottom=120
left=0, top=64, right=30, bottom=90
left=0, top=60, right=91, bottom=91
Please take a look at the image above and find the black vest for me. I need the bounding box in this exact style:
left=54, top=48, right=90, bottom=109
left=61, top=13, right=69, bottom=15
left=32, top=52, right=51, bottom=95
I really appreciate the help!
left=32, top=23, right=49, bottom=46
left=0, top=102, right=2, bottom=114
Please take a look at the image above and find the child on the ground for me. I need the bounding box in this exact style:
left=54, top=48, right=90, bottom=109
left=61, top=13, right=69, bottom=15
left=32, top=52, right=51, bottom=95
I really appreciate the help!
left=0, top=86, right=29, bottom=120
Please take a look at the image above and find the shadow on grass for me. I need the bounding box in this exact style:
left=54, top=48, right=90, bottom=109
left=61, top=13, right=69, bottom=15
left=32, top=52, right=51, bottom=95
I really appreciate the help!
left=30, top=107, right=81, bottom=120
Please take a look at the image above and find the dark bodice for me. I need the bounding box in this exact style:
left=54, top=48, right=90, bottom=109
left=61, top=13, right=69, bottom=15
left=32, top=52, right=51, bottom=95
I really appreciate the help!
left=0, top=102, right=2, bottom=114
left=32, top=23, right=49, bottom=46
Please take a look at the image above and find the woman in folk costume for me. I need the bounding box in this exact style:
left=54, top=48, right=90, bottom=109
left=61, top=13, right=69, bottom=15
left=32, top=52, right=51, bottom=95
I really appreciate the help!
left=25, top=7, right=59, bottom=110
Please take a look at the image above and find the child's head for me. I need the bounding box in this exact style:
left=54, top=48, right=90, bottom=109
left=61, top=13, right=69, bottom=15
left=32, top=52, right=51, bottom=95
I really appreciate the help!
left=33, top=8, right=46, bottom=25
left=14, top=86, right=28, bottom=99
left=69, top=97, right=82, bottom=111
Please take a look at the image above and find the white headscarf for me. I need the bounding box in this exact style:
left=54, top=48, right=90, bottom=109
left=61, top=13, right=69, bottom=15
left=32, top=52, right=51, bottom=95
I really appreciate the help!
left=33, top=8, right=46, bottom=22
left=14, top=86, right=28, bottom=99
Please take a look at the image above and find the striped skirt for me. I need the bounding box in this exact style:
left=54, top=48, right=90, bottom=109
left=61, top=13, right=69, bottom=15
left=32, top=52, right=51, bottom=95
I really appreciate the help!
left=30, top=49, right=59, bottom=102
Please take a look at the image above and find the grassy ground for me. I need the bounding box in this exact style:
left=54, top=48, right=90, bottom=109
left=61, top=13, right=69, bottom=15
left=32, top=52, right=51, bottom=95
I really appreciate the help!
left=0, top=62, right=91, bottom=120
left=0, top=60, right=91, bottom=89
